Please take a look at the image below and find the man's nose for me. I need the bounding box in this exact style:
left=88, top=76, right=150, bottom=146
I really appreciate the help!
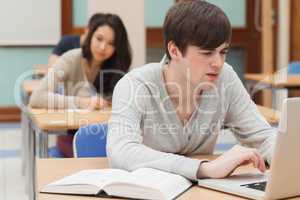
left=211, top=54, right=223, bottom=69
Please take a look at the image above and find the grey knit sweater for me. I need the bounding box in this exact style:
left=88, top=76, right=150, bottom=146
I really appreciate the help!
left=107, top=60, right=276, bottom=180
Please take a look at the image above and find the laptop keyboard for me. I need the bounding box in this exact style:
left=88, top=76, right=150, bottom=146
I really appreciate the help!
left=241, top=181, right=267, bottom=191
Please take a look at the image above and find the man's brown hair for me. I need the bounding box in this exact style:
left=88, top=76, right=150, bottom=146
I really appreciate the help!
left=163, top=0, right=231, bottom=59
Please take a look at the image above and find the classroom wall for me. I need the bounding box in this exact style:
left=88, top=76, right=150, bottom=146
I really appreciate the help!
left=144, top=0, right=246, bottom=27
left=207, top=0, right=246, bottom=27
left=0, top=47, right=52, bottom=106
left=73, top=0, right=87, bottom=27
left=145, top=0, right=174, bottom=27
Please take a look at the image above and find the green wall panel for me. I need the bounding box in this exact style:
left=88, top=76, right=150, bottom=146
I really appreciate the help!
left=145, top=0, right=174, bottom=27
left=145, top=0, right=246, bottom=28
left=73, top=0, right=88, bottom=27
left=0, top=47, right=52, bottom=106
left=207, top=0, right=246, bottom=27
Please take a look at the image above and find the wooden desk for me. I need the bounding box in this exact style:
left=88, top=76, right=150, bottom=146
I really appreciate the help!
left=20, top=79, right=41, bottom=195
left=257, top=105, right=279, bottom=124
left=22, top=79, right=41, bottom=96
left=36, top=157, right=300, bottom=200
left=245, top=73, right=300, bottom=108
left=28, top=107, right=111, bottom=158
left=245, top=73, right=300, bottom=89
left=29, top=108, right=111, bottom=132
left=27, top=108, right=111, bottom=200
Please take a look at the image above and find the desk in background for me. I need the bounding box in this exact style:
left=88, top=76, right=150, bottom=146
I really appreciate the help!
left=245, top=73, right=300, bottom=110
left=245, top=73, right=300, bottom=89
left=257, top=105, right=279, bottom=124
left=27, top=108, right=111, bottom=200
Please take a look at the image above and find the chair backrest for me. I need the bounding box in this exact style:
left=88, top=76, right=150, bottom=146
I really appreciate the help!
left=288, top=62, right=300, bottom=74
left=287, top=62, right=300, bottom=98
left=73, top=123, right=108, bottom=158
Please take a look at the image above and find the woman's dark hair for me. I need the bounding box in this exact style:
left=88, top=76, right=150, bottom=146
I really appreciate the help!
left=82, top=13, right=132, bottom=99
left=163, top=0, right=231, bottom=59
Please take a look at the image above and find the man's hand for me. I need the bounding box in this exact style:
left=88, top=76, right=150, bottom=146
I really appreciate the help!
left=197, top=145, right=266, bottom=179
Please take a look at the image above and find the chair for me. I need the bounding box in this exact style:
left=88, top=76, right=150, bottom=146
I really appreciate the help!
left=287, top=61, right=300, bottom=74
left=73, top=123, right=108, bottom=158
left=48, top=146, right=64, bottom=158
left=287, top=61, right=300, bottom=97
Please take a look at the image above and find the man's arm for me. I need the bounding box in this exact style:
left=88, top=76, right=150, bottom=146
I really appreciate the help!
left=223, top=66, right=277, bottom=165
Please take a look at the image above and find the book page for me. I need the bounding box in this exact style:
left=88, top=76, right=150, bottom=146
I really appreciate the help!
left=47, top=169, right=132, bottom=188
left=131, top=168, right=192, bottom=199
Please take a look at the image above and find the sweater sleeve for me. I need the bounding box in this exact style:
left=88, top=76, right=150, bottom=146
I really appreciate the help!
left=29, top=51, right=78, bottom=109
left=107, top=75, right=202, bottom=180
left=224, top=67, right=277, bottom=164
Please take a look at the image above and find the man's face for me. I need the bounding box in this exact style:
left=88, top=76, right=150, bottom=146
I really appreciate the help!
left=177, top=43, right=229, bottom=89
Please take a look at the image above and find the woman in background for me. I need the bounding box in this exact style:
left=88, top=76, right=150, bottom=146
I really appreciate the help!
left=48, top=13, right=105, bottom=67
left=29, top=13, right=132, bottom=157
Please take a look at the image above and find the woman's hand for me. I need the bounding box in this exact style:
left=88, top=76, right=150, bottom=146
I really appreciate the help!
left=92, top=96, right=111, bottom=109
left=197, top=145, right=266, bottom=179
left=77, top=96, right=111, bottom=110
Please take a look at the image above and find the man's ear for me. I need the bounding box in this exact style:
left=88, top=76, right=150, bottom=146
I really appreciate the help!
left=167, top=41, right=182, bottom=60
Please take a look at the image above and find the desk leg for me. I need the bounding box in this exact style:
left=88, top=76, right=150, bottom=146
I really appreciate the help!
left=21, top=111, right=29, bottom=176
left=272, top=88, right=276, bottom=109
left=39, top=131, right=48, bottom=158
left=245, top=80, right=252, bottom=95
left=21, top=90, right=29, bottom=176
left=245, top=80, right=257, bottom=99
left=28, top=119, right=36, bottom=200
left=23, top=112, right=30, bottom=195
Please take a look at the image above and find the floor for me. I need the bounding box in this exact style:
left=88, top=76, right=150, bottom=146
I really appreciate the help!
left=0, top=123, right=27, bottom=200
left=0, top=123, right=56, bottom=200
left=0, top=122, right=236, bottom=200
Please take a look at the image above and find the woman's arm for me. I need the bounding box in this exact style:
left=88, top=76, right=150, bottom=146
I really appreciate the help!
left=29, top=51, right=90, bottom=109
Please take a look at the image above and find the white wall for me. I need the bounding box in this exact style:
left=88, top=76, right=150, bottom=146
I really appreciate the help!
left=0, top=0, right=60, bottom=45
left=88, top=0, right=145, bottom=68
left=275, top=0, right=290, bottom=110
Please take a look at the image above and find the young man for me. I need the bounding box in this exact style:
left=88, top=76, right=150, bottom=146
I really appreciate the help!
left=107, top=0, right=276, bottom=180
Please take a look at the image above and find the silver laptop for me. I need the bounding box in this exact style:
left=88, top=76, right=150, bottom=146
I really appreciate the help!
left=198, top=98, right=300, bottom=200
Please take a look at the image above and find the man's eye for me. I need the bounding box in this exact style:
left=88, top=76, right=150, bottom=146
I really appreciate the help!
left=202, top=52, right=212, bottom=55
left=221, top=51, right=228, bottom=55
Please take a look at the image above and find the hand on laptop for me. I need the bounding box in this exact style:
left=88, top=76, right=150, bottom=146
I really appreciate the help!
left=197, top=145, right=266, bottom=179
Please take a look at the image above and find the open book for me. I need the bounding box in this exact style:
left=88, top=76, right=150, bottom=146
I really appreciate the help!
left=41, top=168, right=192, bottom=200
